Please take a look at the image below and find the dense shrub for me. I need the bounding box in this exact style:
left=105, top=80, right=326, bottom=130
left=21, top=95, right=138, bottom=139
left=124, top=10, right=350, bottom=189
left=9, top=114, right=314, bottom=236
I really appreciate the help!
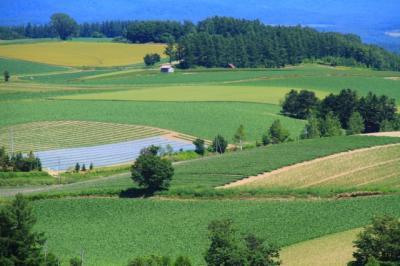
left=131, top=150, right=174, bottom=191
left=349, top=216, right=400, bottom=265
left=211, top=135, right=228, bottom=154
left=262, top=120, right=290, bottom=145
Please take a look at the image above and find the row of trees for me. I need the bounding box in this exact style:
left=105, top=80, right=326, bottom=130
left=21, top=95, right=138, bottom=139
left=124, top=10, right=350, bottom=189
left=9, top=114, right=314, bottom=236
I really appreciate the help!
left=282, top=89, right=399, bottom=133
left=0, top=16, right=194, bottom=42
left=2, top=194, right=399, bottom=265
left=0, top=147, right=42, bottom=172
left=2, top=14, right=399, bottom=70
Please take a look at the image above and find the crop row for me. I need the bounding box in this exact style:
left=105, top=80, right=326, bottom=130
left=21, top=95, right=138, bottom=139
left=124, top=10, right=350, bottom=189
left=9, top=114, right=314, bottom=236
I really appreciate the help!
left=33, top=195, right=400, bottom=265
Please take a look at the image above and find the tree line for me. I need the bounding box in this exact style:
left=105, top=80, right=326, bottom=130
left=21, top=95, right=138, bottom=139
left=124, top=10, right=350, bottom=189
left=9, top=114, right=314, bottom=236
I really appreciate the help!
left=1, top=14, right=400, bottom=71
left=282, top=89, right=399, bottom=134
left=0, top=147, right=42, bottom=172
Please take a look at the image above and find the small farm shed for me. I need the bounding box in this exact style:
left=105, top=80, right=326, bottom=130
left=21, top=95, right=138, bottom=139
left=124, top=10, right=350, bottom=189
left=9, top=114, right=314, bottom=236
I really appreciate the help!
left=160, top=64, right=175, bottom=73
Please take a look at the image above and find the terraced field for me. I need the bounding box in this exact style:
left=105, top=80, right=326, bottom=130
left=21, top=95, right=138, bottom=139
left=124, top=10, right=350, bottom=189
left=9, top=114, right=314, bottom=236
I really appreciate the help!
left=230, top=143, right=400, bottom=191
left=0, top=42, right=166, bottom=67
left=0, top=121, right=175, bottom=152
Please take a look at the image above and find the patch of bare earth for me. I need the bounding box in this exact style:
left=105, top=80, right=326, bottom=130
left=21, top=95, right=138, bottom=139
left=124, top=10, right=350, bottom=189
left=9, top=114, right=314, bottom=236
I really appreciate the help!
left=220, top=143, right=400, bottom=189
left=363, top=131, right=400, bottom=137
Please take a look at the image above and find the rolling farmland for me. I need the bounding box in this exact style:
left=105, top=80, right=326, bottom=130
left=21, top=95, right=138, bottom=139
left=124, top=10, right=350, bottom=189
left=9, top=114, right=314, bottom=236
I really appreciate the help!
left=0, top=121, right=172, bottom=152
left=1, top=36, right=400, bottom=266
left=32, top=195, right=400, bottom=265
left=36, top=136, right=194, bottom=170
left=0, top=42, right=166, bottom=67
left=232, top=143, right=400, bottom=191
left=58, top=85, right=329, bottom=104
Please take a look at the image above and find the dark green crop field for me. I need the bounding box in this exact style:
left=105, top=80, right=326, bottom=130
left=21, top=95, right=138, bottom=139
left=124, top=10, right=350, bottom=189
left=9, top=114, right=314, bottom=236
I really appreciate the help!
left=33, top=195, right=400, bottom=265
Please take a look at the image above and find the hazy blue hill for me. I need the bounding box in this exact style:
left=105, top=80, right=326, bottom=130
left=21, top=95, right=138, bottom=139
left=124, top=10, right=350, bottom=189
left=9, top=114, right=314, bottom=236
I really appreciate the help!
left=1, top=0, right=399, bottom=51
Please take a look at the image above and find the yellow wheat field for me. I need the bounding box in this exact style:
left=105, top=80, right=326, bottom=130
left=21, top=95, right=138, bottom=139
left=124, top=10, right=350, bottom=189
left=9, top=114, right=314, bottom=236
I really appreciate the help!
left=0, top=42, right=166, bottom=67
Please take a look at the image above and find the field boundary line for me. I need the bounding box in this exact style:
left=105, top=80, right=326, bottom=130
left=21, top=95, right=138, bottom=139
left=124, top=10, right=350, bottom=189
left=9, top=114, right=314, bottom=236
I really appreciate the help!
left=220, top=143, right=400, bottom=189
left=297, top=157, right=400, bottom=188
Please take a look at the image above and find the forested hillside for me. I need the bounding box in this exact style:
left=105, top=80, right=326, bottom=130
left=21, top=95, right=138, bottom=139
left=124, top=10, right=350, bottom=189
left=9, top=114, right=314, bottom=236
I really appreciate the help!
left=176, top=17, right=400, bottom=70
left=1, top=17, right=399, bottom=71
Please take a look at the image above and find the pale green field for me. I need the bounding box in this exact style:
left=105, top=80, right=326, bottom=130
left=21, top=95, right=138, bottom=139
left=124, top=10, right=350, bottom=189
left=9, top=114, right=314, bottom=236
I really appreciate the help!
left=239, top=143, right=400, bottom=190
left=56, top=85, right=329, bottom=104
left=281, top=228, right=360, bottom=266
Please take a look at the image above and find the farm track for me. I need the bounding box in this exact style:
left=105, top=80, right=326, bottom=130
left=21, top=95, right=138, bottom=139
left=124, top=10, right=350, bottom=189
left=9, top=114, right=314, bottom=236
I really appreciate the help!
left=221, top=143, right=400, bottom=188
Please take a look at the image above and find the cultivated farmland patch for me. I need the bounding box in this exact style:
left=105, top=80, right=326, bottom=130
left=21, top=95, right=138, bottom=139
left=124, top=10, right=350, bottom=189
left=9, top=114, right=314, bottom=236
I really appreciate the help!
left=228, top=143, right=400, bottom=190
left=36, top=136, right=195, bottom=171
left=0, top=121, right=193, bottom=152
left=0, top=42, right=166, bottom=67
left=57, top=85, right=329, bottom=105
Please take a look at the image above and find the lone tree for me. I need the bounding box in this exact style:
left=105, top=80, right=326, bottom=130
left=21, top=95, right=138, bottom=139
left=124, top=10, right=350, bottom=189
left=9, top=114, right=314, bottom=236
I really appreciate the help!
left=262, top=120, right=290, bottom=145
left=4, top=70, right=10, bottom=82
left=211, top=135, right=228, bottom=154
left=347, top=112, right=365, bottom=135
left=164, top=41, right=176, bottom=63
left=75, top=162, right=80, bottom=172
left=143, top=53, right=161, bottom=66
left=50, top=13, right=78, bottom=40
left=301, top=114, right=321, bottom=139
left=193, top=138, right=205, bottom=156
left=349, top=216, right=400, bottom=265
left=205, top=219, right=280, bottom=266
left=131, top=147, right=174, bottom=191
left=233, top=125, right=246, bottom=150
left=0, top=194, right=60, bottom=265
left=320, top=112, right=343, bottom=137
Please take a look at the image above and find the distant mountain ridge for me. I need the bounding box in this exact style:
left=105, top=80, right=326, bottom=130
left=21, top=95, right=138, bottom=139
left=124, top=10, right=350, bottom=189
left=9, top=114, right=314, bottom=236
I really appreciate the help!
left=1, top=0, right=399, bottom=51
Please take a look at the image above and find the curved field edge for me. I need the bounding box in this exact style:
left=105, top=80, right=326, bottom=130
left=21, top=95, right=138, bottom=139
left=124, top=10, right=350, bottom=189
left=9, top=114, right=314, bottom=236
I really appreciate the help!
left=281, top=228, right=360, bottom=266
left=0, top=100, right=306, bottom=141
left=223, top=143, right=400, bottom=189
left=0, top=120, right=199, bottom=152
left=3, top=136, right=400, bottom=199
left=32, top=195, right=400, bottom=265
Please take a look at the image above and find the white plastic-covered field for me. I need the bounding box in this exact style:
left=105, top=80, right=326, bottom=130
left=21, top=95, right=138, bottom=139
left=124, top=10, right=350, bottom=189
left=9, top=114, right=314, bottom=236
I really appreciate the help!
left=35, top=136, right=195, bottom=171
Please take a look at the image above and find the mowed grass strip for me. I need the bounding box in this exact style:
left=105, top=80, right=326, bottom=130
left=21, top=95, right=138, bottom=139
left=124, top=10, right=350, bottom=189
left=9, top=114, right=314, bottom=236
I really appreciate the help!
left=0, top=42, right=166, bottom=67
left=58, top=85, right=329, bottom=105
left=0, top=121, right=170, bottom=152
left=32, top=196, right=400, bottom=265
left=281, top=228, right=360, bottom=266
left=239, top=144, right=400, bottom=190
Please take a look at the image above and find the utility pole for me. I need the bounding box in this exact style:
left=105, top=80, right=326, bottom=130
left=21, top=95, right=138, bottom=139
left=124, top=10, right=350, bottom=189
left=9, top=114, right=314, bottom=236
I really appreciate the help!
left=58, top=157, right=61, bottom=184
left=9, top=128, right=14, bottom=155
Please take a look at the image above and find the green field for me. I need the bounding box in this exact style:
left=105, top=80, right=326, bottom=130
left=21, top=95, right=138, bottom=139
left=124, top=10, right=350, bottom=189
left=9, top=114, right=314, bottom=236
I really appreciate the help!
left=32, top=195, right=400, bottom=265
left=2, top=41, right=400, bottom=266
left=4, top=135, right=398, bottom=198
left=0, top=121, right=171, bottom=152
left=0, top=100, right=306, bottom=141
left=0, top=57, right=68, bottom=75
left=58, top=85, right=329, bottom=105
